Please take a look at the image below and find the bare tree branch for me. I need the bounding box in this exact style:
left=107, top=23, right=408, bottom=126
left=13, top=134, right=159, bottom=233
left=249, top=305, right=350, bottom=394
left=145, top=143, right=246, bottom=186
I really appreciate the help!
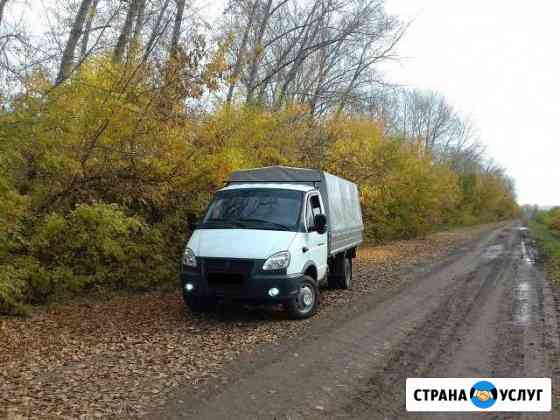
left=80, top=0, right=98, bottom=60
left=114, top=0, right=140, bottom=63
left=56, top=0, right=94, bottom=85
left=0, top=0, right=9, bottom=29
left=169, top=0, right=186, bottom=58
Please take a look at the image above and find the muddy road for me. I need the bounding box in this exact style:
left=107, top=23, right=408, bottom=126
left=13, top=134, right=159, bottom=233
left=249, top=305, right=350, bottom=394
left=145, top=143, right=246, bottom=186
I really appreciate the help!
left=156, top=222, right=559, bottom=419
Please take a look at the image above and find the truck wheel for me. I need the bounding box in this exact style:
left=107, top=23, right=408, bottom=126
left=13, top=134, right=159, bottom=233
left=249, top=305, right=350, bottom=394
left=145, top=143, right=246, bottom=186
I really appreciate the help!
left=285, top=276, right=319, bottom=319
left=328, top=255, right=352, bottom=290
left=342, top=257, right=352, bottom=290
left=184, top=295, right=216, bottom=314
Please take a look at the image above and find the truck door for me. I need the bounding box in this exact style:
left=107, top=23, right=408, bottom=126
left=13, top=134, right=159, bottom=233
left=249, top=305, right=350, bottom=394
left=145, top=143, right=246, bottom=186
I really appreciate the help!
left=304, top=193, right=328, bottom=281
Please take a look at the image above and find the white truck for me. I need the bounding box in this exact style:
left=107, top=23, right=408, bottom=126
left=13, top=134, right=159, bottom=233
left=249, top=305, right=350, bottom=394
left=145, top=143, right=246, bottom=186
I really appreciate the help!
left=180, top=166, right=364, bottom=319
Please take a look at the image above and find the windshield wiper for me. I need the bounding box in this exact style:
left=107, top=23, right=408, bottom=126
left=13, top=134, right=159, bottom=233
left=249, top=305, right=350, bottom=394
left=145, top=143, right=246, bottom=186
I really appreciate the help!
left=237, top=218, right=291, bottom=231
left=202, top=219, right=245, bottom=228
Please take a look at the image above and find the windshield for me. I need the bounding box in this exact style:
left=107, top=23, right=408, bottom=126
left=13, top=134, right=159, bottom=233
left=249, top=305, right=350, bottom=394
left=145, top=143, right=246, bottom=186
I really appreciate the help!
left=202, top=188, right=304, bottom=231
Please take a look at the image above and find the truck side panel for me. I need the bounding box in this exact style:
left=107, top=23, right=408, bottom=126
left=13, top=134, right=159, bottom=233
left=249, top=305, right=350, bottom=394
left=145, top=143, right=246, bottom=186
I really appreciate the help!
left=322, top=172, right=364, bottom=255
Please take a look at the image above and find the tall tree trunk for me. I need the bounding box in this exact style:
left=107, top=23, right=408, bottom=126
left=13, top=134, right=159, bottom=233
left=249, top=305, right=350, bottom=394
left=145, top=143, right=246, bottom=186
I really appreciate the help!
left=226, top=0, right=258, bottom=103
left=113, top=0, right=139, bottom=63
left=308, top=49, right=328, bottom=116
left=131, top=0, right=146, bottom=51
left=169, top=0, right=186, bottom=59
left=0, top=0, right=9, bottom=29
left=56, top=0, right=94, bottom=85
left=80, top=0, right=98, bottom=60
left=276, top=0, right=321, bottom=105
left=144, top=0, right=171, bottom=61
left=245, top=0, right=274, bottom=103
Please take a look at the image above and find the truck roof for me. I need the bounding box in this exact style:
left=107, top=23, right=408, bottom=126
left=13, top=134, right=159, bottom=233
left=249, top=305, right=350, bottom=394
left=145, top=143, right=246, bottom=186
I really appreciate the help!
left=219, top=183, right=314, bottom=192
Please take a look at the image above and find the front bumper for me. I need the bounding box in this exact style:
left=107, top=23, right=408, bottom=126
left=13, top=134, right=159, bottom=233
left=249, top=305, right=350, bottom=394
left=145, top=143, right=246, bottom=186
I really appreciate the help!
left=180, top=259, right=303, bottom=304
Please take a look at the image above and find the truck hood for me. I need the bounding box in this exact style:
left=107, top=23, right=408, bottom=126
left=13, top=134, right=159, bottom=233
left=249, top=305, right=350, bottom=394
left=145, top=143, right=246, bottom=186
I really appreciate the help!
left=188, top=229, right=297, bottom=259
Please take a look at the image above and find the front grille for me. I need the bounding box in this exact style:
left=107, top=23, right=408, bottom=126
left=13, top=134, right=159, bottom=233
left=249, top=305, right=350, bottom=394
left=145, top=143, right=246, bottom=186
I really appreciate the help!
left=202, top=258, right=255, bottom=294
left=204, top=259, right=254, bottom=273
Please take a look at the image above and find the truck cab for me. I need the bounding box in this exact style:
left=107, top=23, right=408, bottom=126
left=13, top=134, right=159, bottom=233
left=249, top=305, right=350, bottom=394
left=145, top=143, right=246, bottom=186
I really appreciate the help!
left=180, top=166, right=363, bottom=319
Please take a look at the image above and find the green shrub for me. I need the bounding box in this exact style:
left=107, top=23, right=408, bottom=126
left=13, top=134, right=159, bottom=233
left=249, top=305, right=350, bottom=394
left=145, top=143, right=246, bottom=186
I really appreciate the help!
left=530, top=219, right=560, bottom=284
left=551, top=216, right=560, bottom=233
left=0, top=263, right=30, bottom=315
left=546, top=209, right=560, bottom=233
left=19, top=203, right=174, bottom=305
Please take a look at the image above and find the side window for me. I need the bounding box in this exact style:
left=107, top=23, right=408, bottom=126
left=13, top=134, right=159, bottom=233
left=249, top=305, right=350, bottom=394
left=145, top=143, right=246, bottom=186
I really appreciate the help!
left=310, top=195, right=322, bottom=218
left=306, top=194, right=323, bottom=231
left=306, top=199, right=314, bottom=229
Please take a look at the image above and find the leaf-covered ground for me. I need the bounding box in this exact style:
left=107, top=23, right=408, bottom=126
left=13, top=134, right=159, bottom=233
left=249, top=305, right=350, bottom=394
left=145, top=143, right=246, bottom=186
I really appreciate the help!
left=0, top=224, right=500, bottom=419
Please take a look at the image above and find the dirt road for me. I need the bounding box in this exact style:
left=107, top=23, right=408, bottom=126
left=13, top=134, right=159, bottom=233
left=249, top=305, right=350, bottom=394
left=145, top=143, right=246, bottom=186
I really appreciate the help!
left=156, top=222, right=559, bottom=419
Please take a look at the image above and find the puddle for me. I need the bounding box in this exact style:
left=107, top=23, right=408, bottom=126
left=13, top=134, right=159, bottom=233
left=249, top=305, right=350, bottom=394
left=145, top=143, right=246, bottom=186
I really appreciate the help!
left=482, top=244, right=504, bottom=260
left=513, top=281, right=531, bottom=327
left=520, top=238, right=536, bottom=265
left=514, top=235, right=536, bottom=326
left=518, top=282, right=530, bottom=292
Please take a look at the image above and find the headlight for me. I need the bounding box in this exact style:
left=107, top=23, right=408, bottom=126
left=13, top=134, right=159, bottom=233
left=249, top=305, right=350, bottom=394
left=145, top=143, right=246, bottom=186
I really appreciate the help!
left=262, top=251, right=290, bottom=270
left=182, top=247, right=197, bottom=267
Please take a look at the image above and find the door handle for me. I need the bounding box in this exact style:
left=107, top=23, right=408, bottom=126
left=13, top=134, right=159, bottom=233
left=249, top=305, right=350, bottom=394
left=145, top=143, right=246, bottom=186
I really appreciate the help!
left=302, top=246, right=309, bottom=253
left=317, top=243, right=325, bottom=246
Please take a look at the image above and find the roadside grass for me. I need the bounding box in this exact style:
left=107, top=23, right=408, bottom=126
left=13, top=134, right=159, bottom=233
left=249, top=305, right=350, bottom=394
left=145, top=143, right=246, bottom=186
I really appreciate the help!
left=529, top=221, right=560, bottom=284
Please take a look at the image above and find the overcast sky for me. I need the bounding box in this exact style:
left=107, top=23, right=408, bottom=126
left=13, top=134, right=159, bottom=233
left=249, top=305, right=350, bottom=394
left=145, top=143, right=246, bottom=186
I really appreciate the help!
left=378, top=0, right=559, bottom=207
left=15, top=0, right=560, bottom=206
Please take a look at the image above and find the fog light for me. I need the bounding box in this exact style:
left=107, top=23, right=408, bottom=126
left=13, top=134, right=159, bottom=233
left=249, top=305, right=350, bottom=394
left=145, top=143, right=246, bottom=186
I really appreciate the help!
left=185, top=283, right=194, bottom=292
left=268, top=287, right=279, bottom=297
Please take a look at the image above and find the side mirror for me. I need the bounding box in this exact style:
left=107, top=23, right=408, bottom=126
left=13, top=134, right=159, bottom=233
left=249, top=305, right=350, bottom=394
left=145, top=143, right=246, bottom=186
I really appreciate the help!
left=187, top=212, right=198, bottom=232
left=314, top=214, right=327, bottom=234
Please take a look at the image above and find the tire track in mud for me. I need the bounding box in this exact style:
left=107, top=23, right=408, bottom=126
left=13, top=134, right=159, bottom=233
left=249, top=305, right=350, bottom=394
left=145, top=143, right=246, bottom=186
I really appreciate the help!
left=336, top=228, right=529, bottom=419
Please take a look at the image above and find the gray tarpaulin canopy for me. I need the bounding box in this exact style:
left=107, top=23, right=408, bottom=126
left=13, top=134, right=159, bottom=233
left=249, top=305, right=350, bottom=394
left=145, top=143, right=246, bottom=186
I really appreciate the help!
left=228, top=166, right=322, bottom=184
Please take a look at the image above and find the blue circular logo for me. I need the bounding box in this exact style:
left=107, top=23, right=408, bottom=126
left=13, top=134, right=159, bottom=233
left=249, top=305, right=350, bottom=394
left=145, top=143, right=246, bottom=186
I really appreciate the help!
left=470, top=381, right=498, bottom=409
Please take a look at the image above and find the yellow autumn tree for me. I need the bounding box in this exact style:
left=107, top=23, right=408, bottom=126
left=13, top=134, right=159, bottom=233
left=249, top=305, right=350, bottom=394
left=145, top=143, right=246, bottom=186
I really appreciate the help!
left=322, top=117, right=460, bottom=240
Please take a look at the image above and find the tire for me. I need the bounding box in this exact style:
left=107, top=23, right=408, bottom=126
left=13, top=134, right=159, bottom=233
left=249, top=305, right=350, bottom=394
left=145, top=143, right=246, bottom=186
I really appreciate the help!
left=328, top=255, right=352, bottom=290
left=285, top=276, right=320, bottom=319
left=341, top=257, right=352, bottom=290
left=184, top=295, right=216, bottom=314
